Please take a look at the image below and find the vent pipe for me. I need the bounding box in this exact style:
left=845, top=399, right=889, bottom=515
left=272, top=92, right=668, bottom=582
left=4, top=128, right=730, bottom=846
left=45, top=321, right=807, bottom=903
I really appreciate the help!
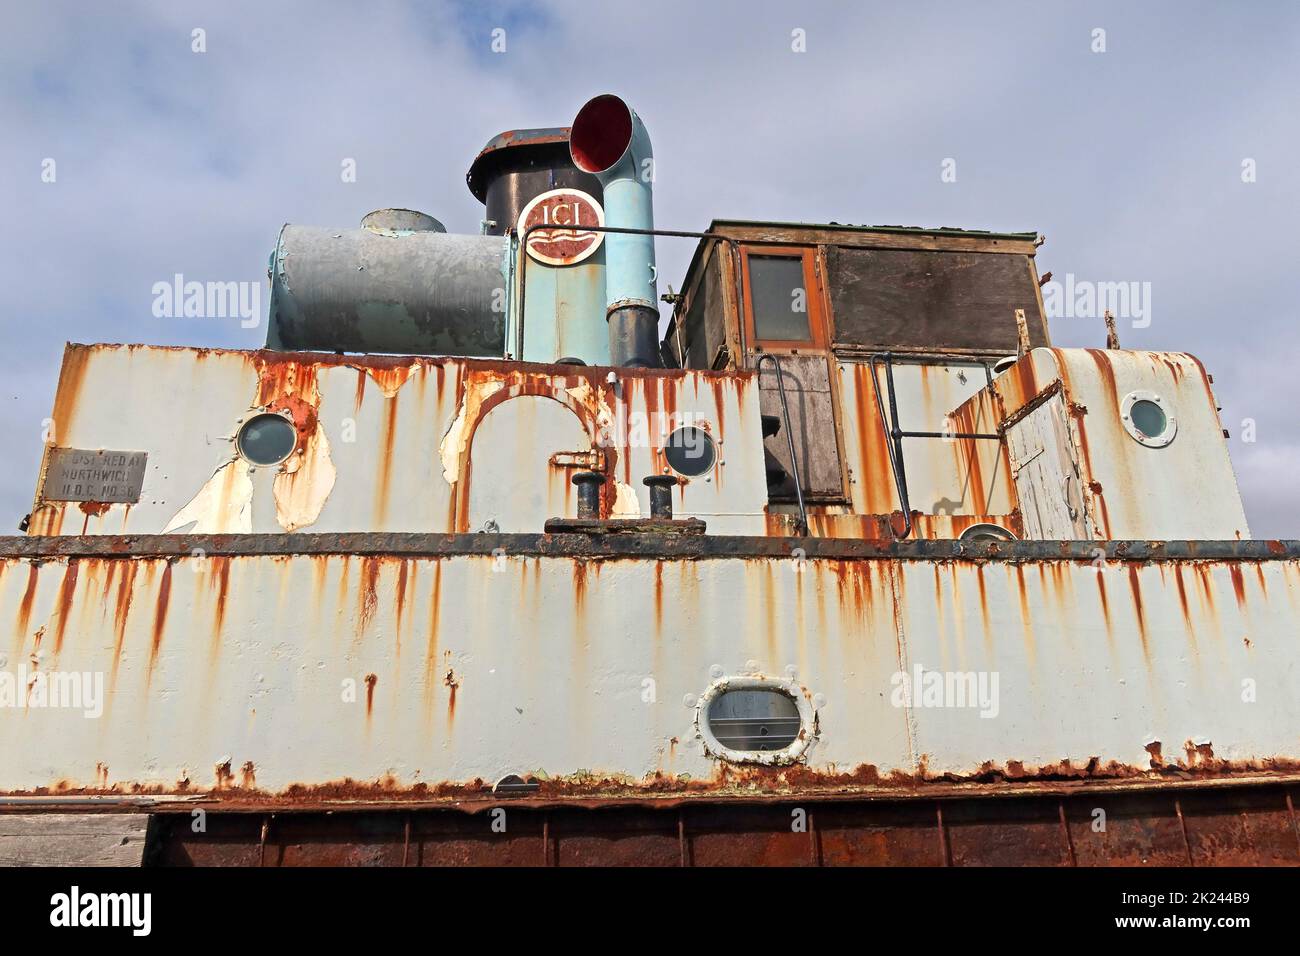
left=569, top=94, right=659, bottom=368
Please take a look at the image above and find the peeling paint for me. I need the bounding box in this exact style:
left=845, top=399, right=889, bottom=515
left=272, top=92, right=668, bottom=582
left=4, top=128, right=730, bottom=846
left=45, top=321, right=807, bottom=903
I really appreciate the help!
left=162, top=458, right=253, bottom=534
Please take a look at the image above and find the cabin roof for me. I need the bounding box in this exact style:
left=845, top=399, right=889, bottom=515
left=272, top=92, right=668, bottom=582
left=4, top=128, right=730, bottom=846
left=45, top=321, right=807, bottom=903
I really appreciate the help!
left=703, top=219, right=1039, bottom=242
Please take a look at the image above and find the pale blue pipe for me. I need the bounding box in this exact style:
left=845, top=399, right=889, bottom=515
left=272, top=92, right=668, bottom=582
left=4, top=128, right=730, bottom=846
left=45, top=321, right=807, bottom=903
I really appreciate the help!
left=570, top=94, right=660, bottom=366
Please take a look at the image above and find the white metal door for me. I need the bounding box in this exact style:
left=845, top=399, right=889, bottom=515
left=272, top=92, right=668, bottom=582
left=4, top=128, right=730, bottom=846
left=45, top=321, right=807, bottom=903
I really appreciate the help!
left=1005, top=393, right=1090, bottom=539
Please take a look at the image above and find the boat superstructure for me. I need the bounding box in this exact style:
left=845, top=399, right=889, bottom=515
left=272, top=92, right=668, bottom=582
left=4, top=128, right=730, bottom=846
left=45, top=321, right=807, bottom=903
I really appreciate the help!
left=3, top=95, right=1298, bottom=867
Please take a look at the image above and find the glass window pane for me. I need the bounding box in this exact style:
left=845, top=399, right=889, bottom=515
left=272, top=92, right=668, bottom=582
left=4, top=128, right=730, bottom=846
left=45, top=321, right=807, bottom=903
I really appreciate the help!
left=749, top=255, right=811, bottom=341
left=1130, top=399, right=1167, bottom=439
left=707, top=689, right=802, bottom=752
left=237, top=414, right=298, bottom=465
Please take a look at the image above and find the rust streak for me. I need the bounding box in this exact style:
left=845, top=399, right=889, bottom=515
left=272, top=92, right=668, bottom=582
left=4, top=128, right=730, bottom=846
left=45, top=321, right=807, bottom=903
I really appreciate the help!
left=110, top=562, right=139, bottom=681
left=974, top=565, right=992, bottom=655
left=652, top=561, right=663, bottom=636
left=353, top=367, right=367, bottom=411
left=1095, top=570, right=1112, bottom=632
left=14, top=564, right=39, bottom=647
left=1126, top=565, right=1149, bottom=661
left=51, top=559, right=80, bottom=653
left=394, top=559, right=410, bottom=646
left=444, top=667, right=460, bottom=727
left=424, top=562, right=442, bottom=715
left=364, top=673, right=378, bottom=717
left=375, top=398, right=400, bottom=526
left=1228, top=565, right=1247, bottom=611
left=1172, top=564, right=1195, bottom=649
left=357, top=556, right=381, bottom=637
left=573, top=560, right=588, bottom=616
left=148, top=562, right=174, bottom=676
left=207, top=556, right=232, bottom=663
left=1013, top=565, right=1034, bottom=664
left=51, top=345, right=91, bottom=438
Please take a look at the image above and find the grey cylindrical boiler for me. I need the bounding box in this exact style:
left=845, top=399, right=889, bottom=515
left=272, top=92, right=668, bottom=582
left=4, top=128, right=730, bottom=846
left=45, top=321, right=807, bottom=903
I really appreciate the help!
left=267, top=219, right=508, bottom=356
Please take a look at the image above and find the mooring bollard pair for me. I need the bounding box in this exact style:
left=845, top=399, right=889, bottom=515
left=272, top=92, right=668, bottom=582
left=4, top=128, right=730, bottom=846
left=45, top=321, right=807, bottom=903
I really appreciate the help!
left=572, top=472, right=678, bottom=519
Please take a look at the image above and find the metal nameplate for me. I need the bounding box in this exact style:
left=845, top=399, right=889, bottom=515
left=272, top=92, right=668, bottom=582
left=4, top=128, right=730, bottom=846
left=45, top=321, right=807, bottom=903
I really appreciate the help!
left=42, top=448, right=148, bottom=503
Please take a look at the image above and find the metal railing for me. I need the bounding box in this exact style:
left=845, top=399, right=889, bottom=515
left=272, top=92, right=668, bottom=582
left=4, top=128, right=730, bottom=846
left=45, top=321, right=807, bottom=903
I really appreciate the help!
left=756, top=353, right=808, bottom=536
left=868, top=351, right=1000, bottom=539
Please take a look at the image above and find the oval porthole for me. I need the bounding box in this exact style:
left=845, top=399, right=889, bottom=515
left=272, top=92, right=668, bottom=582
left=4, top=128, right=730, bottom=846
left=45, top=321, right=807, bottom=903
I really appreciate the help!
left=1120, top=390, right=1176, bottom=448
left=663, top=425, right=717, bottom=477
left=697, top=677, right=816, bottom=765
left=237, top=413, right=299, bottom=465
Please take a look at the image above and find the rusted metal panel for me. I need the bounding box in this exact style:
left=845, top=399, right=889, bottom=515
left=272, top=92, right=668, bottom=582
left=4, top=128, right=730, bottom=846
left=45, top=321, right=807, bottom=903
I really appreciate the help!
left=1, top=544, right=1298, bottom=799
left=1063, top=791, right=1191, bottom=866
left=110, top=781, right=1300, bottom=865
left=944, top=797, right=1074, bottom=867
left=26, top=345, right=770, bottom=539
left=29, top=343, right=1244, bottom=545
left=986, top=348, right=1249, bottom=540
left=3, top=531, right=1296, bottom=562
left=896, top=556, right=1300, bottom=779
left=1178, top=788, right=1300, bottom=866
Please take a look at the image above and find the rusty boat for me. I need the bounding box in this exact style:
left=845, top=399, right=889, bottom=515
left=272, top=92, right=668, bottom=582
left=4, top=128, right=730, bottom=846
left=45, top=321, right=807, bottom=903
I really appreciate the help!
left=3, top=95, right=1299, bottom=867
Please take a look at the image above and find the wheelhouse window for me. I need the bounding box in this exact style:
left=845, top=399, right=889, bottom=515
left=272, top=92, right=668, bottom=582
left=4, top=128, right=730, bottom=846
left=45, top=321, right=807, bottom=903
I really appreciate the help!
left=749, top=256, right=810, bottom=340
left=740, top=246, right=825, bottom=349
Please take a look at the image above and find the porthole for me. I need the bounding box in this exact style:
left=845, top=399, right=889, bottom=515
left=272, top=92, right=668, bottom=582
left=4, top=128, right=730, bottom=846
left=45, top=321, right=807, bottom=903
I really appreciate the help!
left=663, top=425, right=717, bottom=477
left=1130, top=400, right=1166, bottom=438
left=1120, top=390, right=1176, bottom=448
left=696, top=677, right=817, bottom=765
left=959, top=523, right=1018, bottom=543
left=237, top=413, right=299, bottom=465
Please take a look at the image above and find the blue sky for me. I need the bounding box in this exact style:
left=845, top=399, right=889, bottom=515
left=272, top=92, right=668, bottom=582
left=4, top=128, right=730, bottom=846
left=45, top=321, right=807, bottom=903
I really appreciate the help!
left=2, top=0, right=1297, bottom=534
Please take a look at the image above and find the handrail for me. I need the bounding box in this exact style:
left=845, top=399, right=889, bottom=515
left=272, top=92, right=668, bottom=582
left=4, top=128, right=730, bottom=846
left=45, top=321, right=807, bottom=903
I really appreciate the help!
left=869, top=351, right=1003, bottom=539
left=756, top=352, right=808, bottom=536
left=869, top=353, right=913, bottom=539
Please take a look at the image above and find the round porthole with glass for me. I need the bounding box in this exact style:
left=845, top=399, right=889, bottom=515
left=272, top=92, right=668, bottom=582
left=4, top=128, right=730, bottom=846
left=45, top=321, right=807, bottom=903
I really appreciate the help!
left=236, top=412, right=299, bottom=465
left=663, top=425, right=717, bottom=477
left=1120, top=390, right=1176, bottom=448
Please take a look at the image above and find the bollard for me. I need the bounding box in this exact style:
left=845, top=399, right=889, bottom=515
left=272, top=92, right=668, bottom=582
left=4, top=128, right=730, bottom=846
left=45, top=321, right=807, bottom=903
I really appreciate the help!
left=572, top=471, right=606, bottom=519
